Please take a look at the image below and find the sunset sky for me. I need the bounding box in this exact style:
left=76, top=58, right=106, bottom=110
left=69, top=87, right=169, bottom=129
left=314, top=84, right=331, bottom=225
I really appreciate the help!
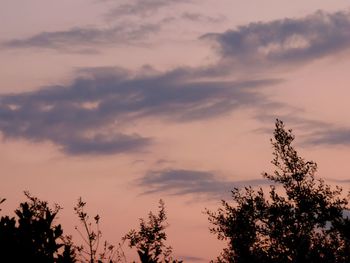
left=1, top=1, right=350, bottom=261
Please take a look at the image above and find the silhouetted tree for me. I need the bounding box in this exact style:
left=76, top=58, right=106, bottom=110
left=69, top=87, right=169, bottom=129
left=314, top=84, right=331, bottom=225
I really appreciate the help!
left=0, top=192, right=76, bottom=263
left=0, top=197, right=5, bottom=211
left=74, top=197, right=125, bottom=263
left=207, top=120, right=350, bottom=263
left=123, top=200, right=182, bottom=263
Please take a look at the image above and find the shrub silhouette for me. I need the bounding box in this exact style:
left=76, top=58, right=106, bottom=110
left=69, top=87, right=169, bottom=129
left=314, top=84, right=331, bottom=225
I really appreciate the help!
left=123, top=200, right=182, bottom=263
left=0, top=194, right=124, bottom=263
left=74, top=197, right=125, bottom=263
left=0, top=191, right=76, bottom=263
left=207, top=119, right=350, bottom=263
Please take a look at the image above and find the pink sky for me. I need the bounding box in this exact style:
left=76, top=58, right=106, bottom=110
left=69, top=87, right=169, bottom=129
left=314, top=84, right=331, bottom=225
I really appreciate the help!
left=1, top=1, right=350, bottom=261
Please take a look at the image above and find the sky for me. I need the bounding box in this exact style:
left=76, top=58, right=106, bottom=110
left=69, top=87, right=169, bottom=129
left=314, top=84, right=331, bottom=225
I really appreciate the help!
left=1, top=0, right=350, bottom=261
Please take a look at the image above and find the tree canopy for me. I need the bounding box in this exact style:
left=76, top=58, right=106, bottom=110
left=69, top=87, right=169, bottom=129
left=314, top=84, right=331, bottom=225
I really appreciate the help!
left=0, top=192, right=76, bottom=263
left=207, top=119, right=350, bottom=263
left=123, top=200, right=182, bottom=263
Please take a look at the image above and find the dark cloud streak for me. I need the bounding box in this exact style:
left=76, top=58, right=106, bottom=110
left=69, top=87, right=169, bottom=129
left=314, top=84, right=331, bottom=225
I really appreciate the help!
left=304, top=128, right=350, bottom=147
left=254, top=112, right=350, bottom=149
left=105, top=0, right=188, bottom=19
left=139, top=169, right=268, bottom=197
left=0, top=67, right=279, bottom=155
left=181, top=12, right=225, bottom=24
left=2, top=24, right=160, bottom=53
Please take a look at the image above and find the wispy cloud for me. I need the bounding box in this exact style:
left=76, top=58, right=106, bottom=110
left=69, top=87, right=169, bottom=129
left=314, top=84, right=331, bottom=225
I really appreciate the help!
left=181, top=12, right=225, bottom=24
left=0, top=67, right=279, bottom=155
left=2, top=0, right=201, bottom=53
left=326, top=178, right=350, bottom=183
left=179, top=255, right=205, bottom=262
left=254, top=111, right=329, bottom=132
left=138, top=168, right=268, bottom=197
left=304, top=128, right=350, bottom=147
left=2, top=23, right=160, bottom=53
left=104, top=0, right=189, bottom=19
left=255, top=112, right=350, bottom=149
left=202, top=10, right=350, bottom=71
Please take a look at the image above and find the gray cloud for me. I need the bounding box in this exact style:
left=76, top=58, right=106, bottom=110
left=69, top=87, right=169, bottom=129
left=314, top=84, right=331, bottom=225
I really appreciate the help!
left=202, top=10, right=350, bottom=70
left=0, top=67, right=279, bottom=155
left=181, top=12, right=225, bottom=24
left=138, top=169, right=268, bottom=197
left=254, top=112, right=350, bottom=148
left=11, top=9, right=350, bottom=154
left=2, top=23, right=160, bottom=52
left=326, top=178, right=350, bottom=184
left=304, top=128, right=350, bottom=147
left=254, top=111, right=330, bottom=133
left=179, top=255, right=205, bottom=262
left=105, top=0, right=188, bottom=19
left=58, top=133, right=151, bottom=155
left=2, top=0, right=194, bottom=52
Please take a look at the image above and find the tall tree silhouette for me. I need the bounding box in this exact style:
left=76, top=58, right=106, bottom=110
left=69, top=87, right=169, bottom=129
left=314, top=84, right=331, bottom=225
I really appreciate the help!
left=207, top=120, right=350, bottom=263
left=0, top=192, right=76, bottom=263
left=124, top=200, right=182, bottom=263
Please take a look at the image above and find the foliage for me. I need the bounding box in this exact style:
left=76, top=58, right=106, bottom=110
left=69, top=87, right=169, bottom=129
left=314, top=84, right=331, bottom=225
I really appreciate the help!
left=123, top=200, right=182, bottom=263
left=0, top=191, right=76, bottom=263
left=207, top=119, right=350, bottom=263
left=0, top=197, right=5, bottom=211
left=74, top=197, right=125, bottom=263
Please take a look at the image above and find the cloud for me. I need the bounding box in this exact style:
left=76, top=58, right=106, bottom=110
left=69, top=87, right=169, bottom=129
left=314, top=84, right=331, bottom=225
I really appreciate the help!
left=57, top=133, right=151, bottom=155
left=326, top=178, right=350, bottom=184
left=2, top=23, right=160, bottom=52
left=202, top=10, right=350, bottom=71
left=2, top=0, right=195, bottom=53
left=179, top=255, right=205, bottom=262
left=0, top=67, right=279, bottom=155
left=254, top=112, right=350, bottom=148
left=181, top=12, right=225, bottom=24
left=303, top=128, right=350, bottom=147
left=105, top=0, right=188, bottom=19
left=254, top=111, right=330, bottom=132
left=138, top=169, right=268, bottom=197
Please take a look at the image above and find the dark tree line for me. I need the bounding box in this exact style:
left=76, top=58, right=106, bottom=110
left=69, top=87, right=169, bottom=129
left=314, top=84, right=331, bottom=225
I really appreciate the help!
left=0, top=194, right=179, bottom=263
left=0, top=192, right=75, bottom=262
left=0, top=120, right=349, bottom=262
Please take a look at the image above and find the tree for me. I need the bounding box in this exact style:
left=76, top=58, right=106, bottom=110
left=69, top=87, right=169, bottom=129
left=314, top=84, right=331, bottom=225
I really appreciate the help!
left=0, top=197, right=5, bottom=211
left=0, top=192, right=76, bottom=263
left=123, top=200, right=182, bottom=263
left=207, top=119, right=350, bottom=263
left=74, top=197, right=125, bottom=263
